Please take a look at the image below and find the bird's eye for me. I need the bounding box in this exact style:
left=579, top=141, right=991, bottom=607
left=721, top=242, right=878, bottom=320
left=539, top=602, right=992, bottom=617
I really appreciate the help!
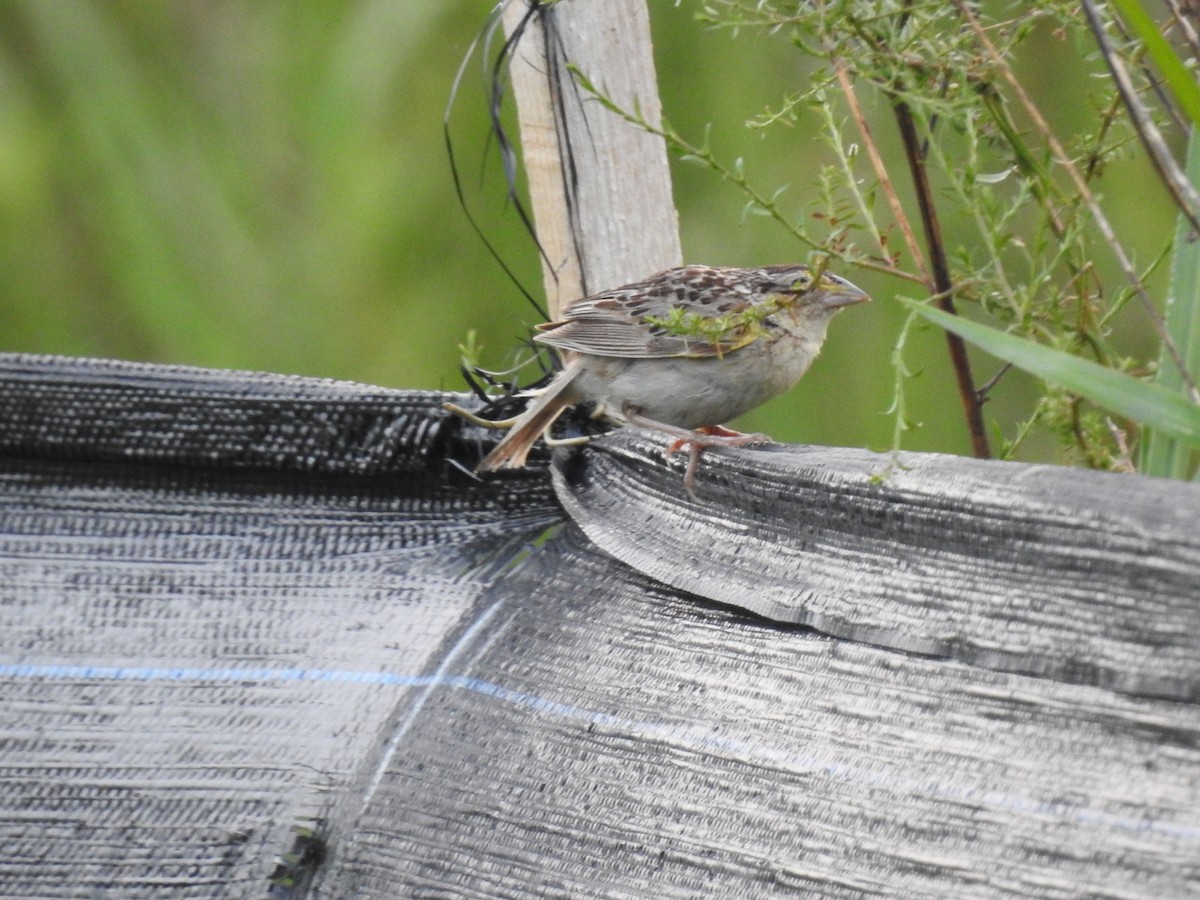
left=788, top=274, right=812, bottom=292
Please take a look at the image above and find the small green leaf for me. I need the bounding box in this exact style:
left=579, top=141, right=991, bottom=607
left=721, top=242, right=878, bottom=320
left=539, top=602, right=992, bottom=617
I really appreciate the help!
left=457, top=329, right=482, bottom=371
left=896, top=297, right=1200, bottom=449
left=974, top=168, right=1014, bottom=185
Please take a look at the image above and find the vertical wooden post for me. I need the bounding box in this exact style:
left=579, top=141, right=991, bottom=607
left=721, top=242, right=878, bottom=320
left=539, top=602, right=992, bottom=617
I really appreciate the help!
left=502, top=0, right=682, bottom=317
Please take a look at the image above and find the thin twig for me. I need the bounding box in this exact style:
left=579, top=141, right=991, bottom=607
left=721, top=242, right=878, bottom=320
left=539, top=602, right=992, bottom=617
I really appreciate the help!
left=1083, top=88, right=1128, bottom=183
left=832, top=59, right=929, bottom=283
left=976, top=362, right=1013, bottom=403
left=1110, top=16, right=1190, bottom=136
left=1165, top=0, right=1200, bottom=58
left=1081, top=0, right=1200, bottom=237
left=958, top=0, right=1200, bottom=403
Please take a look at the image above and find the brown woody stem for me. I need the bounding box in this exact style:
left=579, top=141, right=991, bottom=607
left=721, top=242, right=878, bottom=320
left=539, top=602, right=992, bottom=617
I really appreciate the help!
left=891, top=99, right=992, bottom=459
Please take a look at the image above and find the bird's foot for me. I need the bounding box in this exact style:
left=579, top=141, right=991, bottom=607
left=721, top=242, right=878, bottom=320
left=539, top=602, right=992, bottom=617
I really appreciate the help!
left=665, top=426, right=774, bottom=494
left=679, top=424, right=772, bottom=446
left=623, top=408, right=775, bottom=495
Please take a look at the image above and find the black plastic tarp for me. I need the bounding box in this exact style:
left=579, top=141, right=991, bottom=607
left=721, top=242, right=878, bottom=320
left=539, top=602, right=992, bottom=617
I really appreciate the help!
left=1, top=353, right=1198, bottom=898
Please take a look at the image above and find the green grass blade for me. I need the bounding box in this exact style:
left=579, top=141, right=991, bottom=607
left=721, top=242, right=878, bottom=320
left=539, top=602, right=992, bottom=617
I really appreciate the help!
left=896, top=298, right=1200, bottom=450
left=1109, top=0, right=1200, bottom=126
left=1142, top=129, right=1200, bottom=478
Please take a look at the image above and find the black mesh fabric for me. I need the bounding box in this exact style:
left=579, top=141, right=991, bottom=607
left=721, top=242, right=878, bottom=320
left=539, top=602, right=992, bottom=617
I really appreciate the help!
left=1, top=353, right=1198, bottom=898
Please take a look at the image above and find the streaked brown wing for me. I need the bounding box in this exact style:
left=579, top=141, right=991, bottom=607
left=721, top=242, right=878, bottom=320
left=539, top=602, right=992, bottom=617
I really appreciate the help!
left=535, top=282, right=760, bottom=360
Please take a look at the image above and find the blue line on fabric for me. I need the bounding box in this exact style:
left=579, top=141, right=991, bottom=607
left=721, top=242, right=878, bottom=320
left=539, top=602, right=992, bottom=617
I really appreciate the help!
left=2, top=661, right=1197, bottom=842
left=0, top=662, right=616, bottom=724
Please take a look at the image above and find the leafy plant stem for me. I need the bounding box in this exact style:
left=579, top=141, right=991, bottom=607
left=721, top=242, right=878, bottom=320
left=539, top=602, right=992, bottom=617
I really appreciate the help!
left=831, top=59, right=927, bottom=280
left=566, top=62, right=924, bottom=284
left=1081, top=0, right=1200, bottom=237
left=887, top=307, right=921, bottom=453
left=958, top=0, right=1200, bottom=403
left=901, top=297, right=1200, bottom=448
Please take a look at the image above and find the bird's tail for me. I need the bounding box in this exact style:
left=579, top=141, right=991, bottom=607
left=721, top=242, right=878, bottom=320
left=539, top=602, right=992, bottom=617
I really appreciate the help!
left=476, top=369, right=579, bottom=472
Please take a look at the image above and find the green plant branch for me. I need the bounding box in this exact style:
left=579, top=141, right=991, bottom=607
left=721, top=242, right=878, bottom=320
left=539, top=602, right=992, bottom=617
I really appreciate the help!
left=958, top=0, right=1200, bottom=404
left=1082, top=0, right=1200, bottom=237
left=567, top=63, right=924, bottom=285
left=901, top=296, right=1200, bottom=447
left=831, top=58, right=928, bottom=280
left=921, top=111, right=1023, bottom=319
left=886, top=306, right=922, bottom=453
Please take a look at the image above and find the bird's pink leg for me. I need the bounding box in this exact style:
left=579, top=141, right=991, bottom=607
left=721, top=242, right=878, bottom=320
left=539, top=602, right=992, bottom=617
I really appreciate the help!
left=623, top=408, right=773, bottom=494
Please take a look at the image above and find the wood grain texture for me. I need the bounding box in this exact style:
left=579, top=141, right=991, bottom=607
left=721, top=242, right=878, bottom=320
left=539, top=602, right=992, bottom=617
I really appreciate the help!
left=553, top=429, right=1200, bottom=702
left=503, top=0, right=682, bottom=313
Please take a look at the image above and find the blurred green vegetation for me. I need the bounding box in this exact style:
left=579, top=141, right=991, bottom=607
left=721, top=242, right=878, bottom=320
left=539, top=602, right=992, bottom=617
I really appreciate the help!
left=0, top=1, right=1181, bottom=464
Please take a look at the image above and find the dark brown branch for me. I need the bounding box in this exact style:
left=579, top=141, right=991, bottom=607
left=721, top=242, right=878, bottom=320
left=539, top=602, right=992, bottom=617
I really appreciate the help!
left=891, top=99, right=992, bottom=459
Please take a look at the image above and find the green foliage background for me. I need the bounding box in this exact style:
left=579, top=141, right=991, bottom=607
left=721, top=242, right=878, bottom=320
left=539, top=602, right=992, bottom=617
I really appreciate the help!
left=0, top=1, right=1178, bottom=462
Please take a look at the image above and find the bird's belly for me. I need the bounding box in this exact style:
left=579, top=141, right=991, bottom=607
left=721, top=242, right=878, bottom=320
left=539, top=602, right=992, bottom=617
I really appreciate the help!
left=573, top=339, right=818, bottom=428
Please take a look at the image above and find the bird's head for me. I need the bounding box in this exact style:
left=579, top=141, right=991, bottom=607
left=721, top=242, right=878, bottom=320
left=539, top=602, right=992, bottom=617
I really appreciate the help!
left=755, top=264, right=871, bottom=316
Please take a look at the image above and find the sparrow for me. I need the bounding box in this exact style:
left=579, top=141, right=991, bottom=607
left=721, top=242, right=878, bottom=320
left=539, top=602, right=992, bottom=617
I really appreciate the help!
left=450, top=264, right=869, bottom=492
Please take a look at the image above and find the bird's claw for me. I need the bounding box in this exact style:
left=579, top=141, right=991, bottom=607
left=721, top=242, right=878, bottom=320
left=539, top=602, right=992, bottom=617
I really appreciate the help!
left=664, top=427, right=775, bottom=495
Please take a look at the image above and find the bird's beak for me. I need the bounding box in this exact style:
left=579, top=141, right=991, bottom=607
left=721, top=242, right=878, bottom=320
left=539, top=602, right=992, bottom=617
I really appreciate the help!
left=817, top=275, right=871, bottom=309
